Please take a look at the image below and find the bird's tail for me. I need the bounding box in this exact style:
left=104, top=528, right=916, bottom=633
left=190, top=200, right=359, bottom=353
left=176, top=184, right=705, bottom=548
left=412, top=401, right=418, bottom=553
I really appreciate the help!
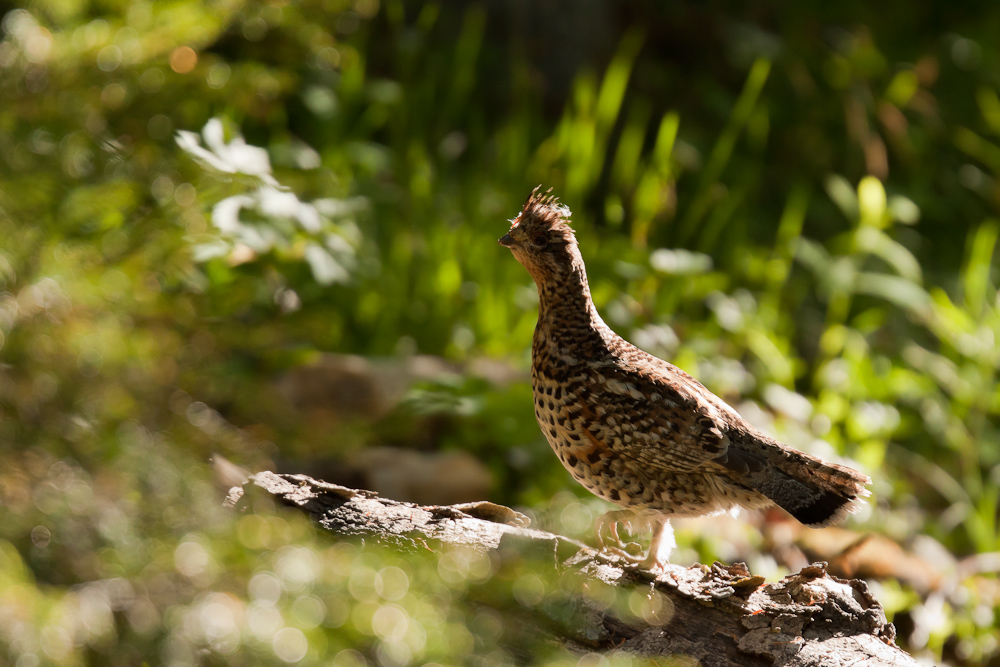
left=735, top=440, right=872, bottom=527
left=774, top=456, right=870, bottom=526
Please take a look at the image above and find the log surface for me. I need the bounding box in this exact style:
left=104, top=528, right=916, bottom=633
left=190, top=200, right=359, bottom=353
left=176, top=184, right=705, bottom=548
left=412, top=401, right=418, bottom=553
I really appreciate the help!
left=226, top=471, right=918, bottom=667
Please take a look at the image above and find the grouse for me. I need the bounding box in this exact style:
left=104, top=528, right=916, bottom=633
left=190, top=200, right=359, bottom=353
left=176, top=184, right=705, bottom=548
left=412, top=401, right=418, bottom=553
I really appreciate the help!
left=499, top=187, right=871, bottom=571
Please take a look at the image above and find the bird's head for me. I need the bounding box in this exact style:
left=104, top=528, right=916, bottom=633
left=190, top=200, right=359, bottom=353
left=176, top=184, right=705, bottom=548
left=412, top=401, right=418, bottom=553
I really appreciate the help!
left=499, top=187, right=580, bottom=283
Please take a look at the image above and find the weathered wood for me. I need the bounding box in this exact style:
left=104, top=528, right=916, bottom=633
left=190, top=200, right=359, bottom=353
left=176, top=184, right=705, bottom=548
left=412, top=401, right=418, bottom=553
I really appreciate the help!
left=226, top=472, right=918, bottom=667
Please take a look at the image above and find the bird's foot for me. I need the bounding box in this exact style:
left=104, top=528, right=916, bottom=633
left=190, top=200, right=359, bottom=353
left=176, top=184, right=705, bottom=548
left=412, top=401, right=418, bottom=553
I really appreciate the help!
left=600, top=543, right=645, bottom=562
left=630, top=519, right=675, bottom=575
left=594, top=510, right=639, bottom=552
left=594, top=511, right=675, bottom=575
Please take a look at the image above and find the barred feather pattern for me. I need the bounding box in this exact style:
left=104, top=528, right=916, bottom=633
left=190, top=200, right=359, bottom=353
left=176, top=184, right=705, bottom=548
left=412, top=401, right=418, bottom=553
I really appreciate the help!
left=501, top=187, right=871, bottom=530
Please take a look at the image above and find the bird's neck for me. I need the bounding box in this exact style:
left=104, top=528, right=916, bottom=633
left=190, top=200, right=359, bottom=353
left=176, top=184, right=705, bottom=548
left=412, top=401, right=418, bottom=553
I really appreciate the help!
left=534, top=252, right=607, bottom=337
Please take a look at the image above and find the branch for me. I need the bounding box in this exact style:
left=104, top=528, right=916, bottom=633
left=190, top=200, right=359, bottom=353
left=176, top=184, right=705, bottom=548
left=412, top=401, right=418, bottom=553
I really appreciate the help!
left=226, top=471, right=919, bottom=667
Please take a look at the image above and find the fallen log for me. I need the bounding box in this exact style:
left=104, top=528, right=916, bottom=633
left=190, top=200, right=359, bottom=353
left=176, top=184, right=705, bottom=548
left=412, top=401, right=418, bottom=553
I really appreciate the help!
left=225, top=471, right=918, bottom=667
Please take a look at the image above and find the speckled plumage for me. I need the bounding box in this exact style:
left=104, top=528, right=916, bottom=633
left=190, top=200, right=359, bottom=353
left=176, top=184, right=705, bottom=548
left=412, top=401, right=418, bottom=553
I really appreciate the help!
left=500, top=187, right=871, bottom=570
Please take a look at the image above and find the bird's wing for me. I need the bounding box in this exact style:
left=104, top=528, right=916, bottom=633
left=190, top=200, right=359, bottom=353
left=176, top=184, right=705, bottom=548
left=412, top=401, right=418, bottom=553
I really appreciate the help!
left=582, top=349, right=870, bottom=525
left=587, top=357, right=761, bottom=474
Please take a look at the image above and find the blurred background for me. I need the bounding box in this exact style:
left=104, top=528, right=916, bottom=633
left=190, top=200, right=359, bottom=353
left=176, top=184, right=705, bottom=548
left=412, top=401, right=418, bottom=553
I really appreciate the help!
left=3, top=0, right=1000, bottom=664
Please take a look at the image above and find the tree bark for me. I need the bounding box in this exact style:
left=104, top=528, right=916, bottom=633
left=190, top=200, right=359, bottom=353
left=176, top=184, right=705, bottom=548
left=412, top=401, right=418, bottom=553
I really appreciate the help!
left=226, top=471, right=919, bottom=667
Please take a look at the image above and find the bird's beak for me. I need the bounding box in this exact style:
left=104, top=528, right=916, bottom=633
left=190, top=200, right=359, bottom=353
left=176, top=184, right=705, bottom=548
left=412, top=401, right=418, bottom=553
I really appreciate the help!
left=498, top=233, right=517, bottom=248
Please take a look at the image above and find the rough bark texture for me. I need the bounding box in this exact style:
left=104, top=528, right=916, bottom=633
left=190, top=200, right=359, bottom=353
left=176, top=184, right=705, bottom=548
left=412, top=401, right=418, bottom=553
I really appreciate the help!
left=226, top=471, right=919, bottom=667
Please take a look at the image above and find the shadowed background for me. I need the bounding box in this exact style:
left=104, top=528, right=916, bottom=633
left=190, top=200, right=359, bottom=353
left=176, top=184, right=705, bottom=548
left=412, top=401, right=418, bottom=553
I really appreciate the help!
left=2, top=1, right=1000, bottom=665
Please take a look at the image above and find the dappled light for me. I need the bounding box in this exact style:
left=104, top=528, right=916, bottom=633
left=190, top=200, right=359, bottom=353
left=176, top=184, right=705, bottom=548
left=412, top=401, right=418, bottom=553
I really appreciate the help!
left=3, top=0, right=1000, bottom=664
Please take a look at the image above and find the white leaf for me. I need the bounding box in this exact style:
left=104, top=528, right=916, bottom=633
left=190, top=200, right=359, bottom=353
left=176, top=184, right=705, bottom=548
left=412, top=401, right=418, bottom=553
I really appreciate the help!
left=191, top=241, right=231, bottom=262
left=257, top=187, right=301, bottom=218
left=211, top=195, right=254, bottom=233
left=236, top=224, right=276, bottom=252
left=176, top=118, right=275, bottom=181
left=649, top=248, right=712, bottom=275
left=324, top=233, right=353, bottom=254
left=296, top=203, right=321, bottom=232
left=224, top=139, right=273, bottom=180
left=313, top=196, right=366, bottom=217
left=202, top=118, right=227, bottom=155
left=305, top=243, right=348, bottom=285
left=176, top=130, right=236, bottom=173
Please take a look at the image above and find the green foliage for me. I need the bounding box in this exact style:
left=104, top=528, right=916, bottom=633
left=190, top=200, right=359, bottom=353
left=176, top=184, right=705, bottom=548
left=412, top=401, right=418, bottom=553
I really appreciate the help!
left=4, top=0, right=1000, bottom=664
left=0, top=425, right=674, bottom=665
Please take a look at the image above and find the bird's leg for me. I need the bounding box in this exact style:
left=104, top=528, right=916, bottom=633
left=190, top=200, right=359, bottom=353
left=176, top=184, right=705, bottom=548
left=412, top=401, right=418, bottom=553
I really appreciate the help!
left=636, top=518, right=675, bottom=574
left=595, top=511, right=675, bottom=573
left=594, top=510, right=643, bottom=560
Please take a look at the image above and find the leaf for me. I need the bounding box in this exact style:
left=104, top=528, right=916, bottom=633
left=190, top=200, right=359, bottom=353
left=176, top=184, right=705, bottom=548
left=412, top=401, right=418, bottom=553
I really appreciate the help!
left=853, top=272, right=930, bottom=312
left=794, top=237, right=832, bottom=275
left=855, top=226, right=923, bottom=283
left=888, top=194, right=920, bottom=225
left=824, top=174, right=859, bottom=221
left=649, top=248, right=712, bottom=275
left=212, top=195, right=254, bottom=233
left=176, top=118, right=276, bottom=183
left=857, top=176, right=887, bottom=227
left=304, top=243, right=348, bottom=285
left=190, top=240, right=231, bottom=262
left=962, top=220, right=999, bottom=319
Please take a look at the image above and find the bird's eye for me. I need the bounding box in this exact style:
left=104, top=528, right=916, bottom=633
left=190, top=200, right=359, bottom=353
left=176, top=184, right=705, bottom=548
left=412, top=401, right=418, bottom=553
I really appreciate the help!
left=532, top=234, right=548, bottom=248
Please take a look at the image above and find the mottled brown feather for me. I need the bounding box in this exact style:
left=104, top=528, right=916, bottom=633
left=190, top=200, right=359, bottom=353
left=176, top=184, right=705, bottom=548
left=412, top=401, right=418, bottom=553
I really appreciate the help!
left=501, top=188, right=871, bottom=529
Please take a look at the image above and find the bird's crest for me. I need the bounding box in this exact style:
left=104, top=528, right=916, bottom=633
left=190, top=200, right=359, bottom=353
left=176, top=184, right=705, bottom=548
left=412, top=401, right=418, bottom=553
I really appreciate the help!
left=509, top=185, right=573, bottom=232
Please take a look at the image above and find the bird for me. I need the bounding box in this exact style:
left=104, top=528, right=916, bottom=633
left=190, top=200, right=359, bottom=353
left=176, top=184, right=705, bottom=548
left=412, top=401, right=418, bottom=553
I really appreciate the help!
left=499, top=187, right=871, bottom=572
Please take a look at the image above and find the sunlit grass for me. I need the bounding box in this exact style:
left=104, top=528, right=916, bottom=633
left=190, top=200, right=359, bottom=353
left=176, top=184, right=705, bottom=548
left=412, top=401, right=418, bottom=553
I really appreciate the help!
left=4, top=1, right=1000, bottom=664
